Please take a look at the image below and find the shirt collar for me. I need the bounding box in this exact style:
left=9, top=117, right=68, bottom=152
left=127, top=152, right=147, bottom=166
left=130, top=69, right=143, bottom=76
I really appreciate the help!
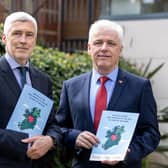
left=5, top=53, right=29, bottom=70
left=92, top=66, right=119, bottom=84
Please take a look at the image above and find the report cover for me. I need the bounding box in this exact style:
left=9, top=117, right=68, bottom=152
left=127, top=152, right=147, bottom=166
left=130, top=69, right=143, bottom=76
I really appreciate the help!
left=6, top=84, right=54, bottom=136
left=90, top=110, right=139, bottom=161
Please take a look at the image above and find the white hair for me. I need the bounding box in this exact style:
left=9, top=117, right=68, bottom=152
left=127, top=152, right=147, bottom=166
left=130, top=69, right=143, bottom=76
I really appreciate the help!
left=3, top=11, right=37, bottom=36
left=88, top=19, right=123, bottom=44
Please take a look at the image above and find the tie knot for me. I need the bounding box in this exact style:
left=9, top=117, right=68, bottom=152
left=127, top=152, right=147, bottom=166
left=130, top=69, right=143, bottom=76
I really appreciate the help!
left=17, top=66, right=28, bottom=73
left=99, top=76, right=109, bottom=85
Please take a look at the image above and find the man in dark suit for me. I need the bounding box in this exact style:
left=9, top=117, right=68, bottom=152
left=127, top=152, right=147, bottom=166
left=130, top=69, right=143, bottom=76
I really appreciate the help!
left=55, top=20, right=160, bottom=168
left=0, top=11, right=61, bottom=168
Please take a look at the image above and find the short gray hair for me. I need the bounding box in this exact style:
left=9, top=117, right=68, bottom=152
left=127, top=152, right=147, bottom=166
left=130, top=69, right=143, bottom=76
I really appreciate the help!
left=3, top=11, right=37, bottom=36
left=88, top=19, right=123, bottom=44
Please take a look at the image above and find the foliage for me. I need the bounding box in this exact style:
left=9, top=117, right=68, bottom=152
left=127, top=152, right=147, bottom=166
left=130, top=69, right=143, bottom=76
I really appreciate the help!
left=120, top=57, right=164, bottom=80
left=0, top=23, right=5, bottom=55
left=119, top=57, right=141, bottom=76
left=139, top=58, right=164, bottom=79
left=158, top=106, right=168, bottom=122
left=31, top=46, right=91, bottom=108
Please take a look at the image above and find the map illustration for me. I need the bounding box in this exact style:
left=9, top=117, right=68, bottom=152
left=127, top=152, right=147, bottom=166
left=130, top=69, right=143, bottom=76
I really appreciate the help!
left=102, top=125, right=125, bottom=150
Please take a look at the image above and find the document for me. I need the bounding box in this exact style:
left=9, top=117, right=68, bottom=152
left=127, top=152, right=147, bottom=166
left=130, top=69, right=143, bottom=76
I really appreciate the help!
left=6, top=84, right=54, bottom=136
left=90, top=110, right=139, bottom=161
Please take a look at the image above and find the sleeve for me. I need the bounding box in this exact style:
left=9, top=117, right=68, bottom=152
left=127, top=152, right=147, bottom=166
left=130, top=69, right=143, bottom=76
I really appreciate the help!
left=43, top=77, right=63, bottom=149
left=125, top=80, right=160, bottom=163
left=0, top=128, right=29, bottom=160
left=54, top=81, right=81, bottom=149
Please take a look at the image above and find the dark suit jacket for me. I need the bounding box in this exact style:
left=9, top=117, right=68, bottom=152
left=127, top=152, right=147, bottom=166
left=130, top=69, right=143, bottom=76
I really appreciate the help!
left=56, top=69, right=160, bottom=168
left=0, top=56, right=61, bottom=168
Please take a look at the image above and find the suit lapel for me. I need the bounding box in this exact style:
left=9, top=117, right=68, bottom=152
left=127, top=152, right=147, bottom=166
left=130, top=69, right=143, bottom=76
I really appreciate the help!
left=0, top=57, right=21, bottom=97
left=81, top=72, right=95, bottom=131
left=29, top=66, right=40, bottom=90
left=108, top=69, right=127, bottom=109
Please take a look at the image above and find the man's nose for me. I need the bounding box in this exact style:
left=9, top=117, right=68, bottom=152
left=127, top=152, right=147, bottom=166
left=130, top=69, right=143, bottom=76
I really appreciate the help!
left=19, top=34, right=27, bottom=43
left=101, top=42, right=108, bottom=50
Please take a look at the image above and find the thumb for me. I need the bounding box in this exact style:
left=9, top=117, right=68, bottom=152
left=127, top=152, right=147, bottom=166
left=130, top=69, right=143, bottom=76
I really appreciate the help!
left=21, top=135, right=41, bottom=143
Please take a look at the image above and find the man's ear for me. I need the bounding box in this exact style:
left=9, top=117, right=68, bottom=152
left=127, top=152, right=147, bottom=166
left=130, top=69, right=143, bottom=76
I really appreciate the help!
left=1, top=33, right=7, bottom=45
left=119, top=44, right=123, bottom=55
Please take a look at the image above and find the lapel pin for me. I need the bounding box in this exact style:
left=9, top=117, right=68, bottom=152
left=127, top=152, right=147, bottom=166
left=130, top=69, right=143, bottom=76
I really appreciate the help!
left=118, top=80, right=123, bottom=84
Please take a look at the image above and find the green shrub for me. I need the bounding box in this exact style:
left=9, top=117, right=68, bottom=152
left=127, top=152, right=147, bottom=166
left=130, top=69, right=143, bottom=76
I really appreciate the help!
left=0, top=23, right=5, bottom=55
left=31, top=46, right=92, bottom=108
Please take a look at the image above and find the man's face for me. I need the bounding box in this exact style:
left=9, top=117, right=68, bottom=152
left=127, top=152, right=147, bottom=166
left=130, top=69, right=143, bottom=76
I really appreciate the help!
left=88, top=29, right=123, bottom=75
left=2, top=21, right=36, bottom=65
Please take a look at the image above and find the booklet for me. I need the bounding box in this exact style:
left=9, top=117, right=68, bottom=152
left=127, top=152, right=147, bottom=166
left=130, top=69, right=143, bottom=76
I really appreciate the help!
left=6, top=84, right=54, bottom=136
left=90, top=110, right=139, bottom=161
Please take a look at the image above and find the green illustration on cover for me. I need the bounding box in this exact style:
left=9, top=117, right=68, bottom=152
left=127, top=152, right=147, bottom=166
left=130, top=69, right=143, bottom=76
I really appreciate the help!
left=18, top=107, right=41, bottom=130
left=102, top=125, right=125, bottom=150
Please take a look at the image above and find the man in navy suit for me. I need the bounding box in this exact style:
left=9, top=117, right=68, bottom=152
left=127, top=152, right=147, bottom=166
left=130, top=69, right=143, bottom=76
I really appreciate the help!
left=0, top=11, right=61, bottom=168
left=55, top=20, right=160, bottom=168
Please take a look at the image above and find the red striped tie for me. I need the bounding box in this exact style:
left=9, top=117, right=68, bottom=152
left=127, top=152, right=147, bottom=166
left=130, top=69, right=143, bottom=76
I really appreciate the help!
left=94, top=76, right=109, bottom=130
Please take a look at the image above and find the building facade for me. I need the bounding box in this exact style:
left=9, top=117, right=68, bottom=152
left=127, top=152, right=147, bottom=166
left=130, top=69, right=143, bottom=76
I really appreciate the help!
left=0, top=0, right=100, bottom=52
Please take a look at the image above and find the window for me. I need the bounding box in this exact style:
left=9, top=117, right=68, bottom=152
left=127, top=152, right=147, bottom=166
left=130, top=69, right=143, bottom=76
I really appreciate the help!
left=100, top=0, right=168, bottom=19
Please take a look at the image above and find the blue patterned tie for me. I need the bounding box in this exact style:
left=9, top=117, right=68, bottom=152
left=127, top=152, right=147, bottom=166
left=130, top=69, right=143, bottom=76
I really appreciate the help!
left=17, top=66, right=27, bottom=89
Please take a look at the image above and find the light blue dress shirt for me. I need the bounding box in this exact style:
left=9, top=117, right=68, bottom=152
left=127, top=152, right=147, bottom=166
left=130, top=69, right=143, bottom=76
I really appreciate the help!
left=90, top=67, right=118, bottom=121
left=5, top=54, right=32, bottom=88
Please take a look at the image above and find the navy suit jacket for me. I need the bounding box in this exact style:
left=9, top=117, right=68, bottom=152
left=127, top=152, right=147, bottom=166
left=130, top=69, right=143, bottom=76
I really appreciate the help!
left=56, top=69, right=160, bottom=168
left=0, top=56, right=61, bottom=168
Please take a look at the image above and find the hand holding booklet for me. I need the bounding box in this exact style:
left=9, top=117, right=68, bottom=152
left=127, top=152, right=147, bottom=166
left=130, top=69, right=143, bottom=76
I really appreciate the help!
left=6, top=84, right=54, bottom=136
left=90, top=110, right=139, bottom=161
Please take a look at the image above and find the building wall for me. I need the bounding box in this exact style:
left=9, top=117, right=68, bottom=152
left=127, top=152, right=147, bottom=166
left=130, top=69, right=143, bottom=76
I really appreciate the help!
left=0, top=0, right=62, bottom=48
left=34, top=0, right=62, bottom=48
left=0, top=0, right=100, bottom=51
left=118, top=19, right=168, bottom=111
left=61, top=0, right=100, bottom=52
left=62, top=0, right=99, bottom=38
